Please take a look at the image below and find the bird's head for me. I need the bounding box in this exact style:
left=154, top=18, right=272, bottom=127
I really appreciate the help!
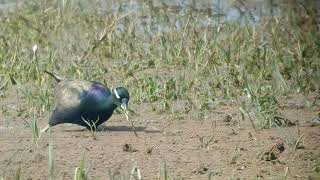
left=112, top=87, right=130, bottom=111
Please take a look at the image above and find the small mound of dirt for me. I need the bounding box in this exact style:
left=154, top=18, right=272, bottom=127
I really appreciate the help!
left=122, top=143, right=138, bottom=152
left=261, top=141, right=285, bottom=161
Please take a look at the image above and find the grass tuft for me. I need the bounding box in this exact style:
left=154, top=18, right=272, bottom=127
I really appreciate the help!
left=74, top=156, right=88, bottom=180
left=30, top=113, right=40, bottom=147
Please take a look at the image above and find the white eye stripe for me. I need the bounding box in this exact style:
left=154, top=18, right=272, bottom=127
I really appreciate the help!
left=114, top=88, right=120, bottom=99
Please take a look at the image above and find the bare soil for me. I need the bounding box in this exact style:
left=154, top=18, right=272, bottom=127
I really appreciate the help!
left=1, top=93, right=320, bottom=179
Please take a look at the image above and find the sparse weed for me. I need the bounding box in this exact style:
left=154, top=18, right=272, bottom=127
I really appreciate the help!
left=1, top=1, right=318, bottom=127
left=48, top=128, right=54, bottom=180
left=14, top=167, right=21, bottom=180
left=30, top=113, right=40, bottom=147
left=82, top=117, right=99, bottom=140
left=74, top=156, right=88, bottom=180
left=158, top=162, right=169, bottom=180
left=198, top=135, right=215, bottom=149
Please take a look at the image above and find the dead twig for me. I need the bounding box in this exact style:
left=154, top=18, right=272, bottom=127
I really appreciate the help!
left=294, top=134, right=305, bottom=152
left=248, top=132, right=257, bottom=140
left=125, top=110, right=138, bottom=137
left=283, top=166, right=289, bottom=179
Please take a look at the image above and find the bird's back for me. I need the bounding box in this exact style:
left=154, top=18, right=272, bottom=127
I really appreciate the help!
left=55, top=80, right=100, bottom=109
left=49, top=80, right=114, bottom=127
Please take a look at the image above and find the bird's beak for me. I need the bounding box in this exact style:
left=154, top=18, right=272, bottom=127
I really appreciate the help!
left=121, top=98, right=128, bottom=111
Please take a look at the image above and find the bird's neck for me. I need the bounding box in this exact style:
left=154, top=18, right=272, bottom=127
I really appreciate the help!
left=85, top=87, right=118, bottom=111
left=105, top=95, right=118, bottom=110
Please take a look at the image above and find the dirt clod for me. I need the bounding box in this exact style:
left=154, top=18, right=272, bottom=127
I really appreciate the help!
left=230, top=155, right=239, bottom=165
left=146, top=147, right=153, bottom=154
left=223, top=114, right=232, bottom=123
left=262, top=141, right=285, bottom=161
left=122, top=143, right=137, bottom=152
left=229, top=129, right=237, bottom=136
left=192, top=165, right=209, bottom=174
left=236, top=166, right=245, bottom=170
left=275, top=141, right=285, bottom=153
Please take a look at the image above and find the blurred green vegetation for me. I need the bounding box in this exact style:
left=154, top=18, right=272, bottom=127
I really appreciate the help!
left=0, top=0, right=319, bottom=129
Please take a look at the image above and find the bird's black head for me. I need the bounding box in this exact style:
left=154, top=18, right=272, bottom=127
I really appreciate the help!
left=112, top=87, right=130, bottom=111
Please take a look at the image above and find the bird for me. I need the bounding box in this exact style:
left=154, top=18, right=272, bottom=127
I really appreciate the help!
left=41, top=70, right=131, bottom=133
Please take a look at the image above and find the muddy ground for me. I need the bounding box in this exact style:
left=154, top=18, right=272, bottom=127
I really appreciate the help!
left=0, top=93, right=320, bottom=179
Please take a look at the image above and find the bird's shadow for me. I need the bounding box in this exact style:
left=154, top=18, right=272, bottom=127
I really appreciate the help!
left=63, top=125, right=162, bottom=134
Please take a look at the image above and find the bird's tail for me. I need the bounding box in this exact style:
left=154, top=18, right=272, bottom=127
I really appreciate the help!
left=44, top=70, right=62, bottom=82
